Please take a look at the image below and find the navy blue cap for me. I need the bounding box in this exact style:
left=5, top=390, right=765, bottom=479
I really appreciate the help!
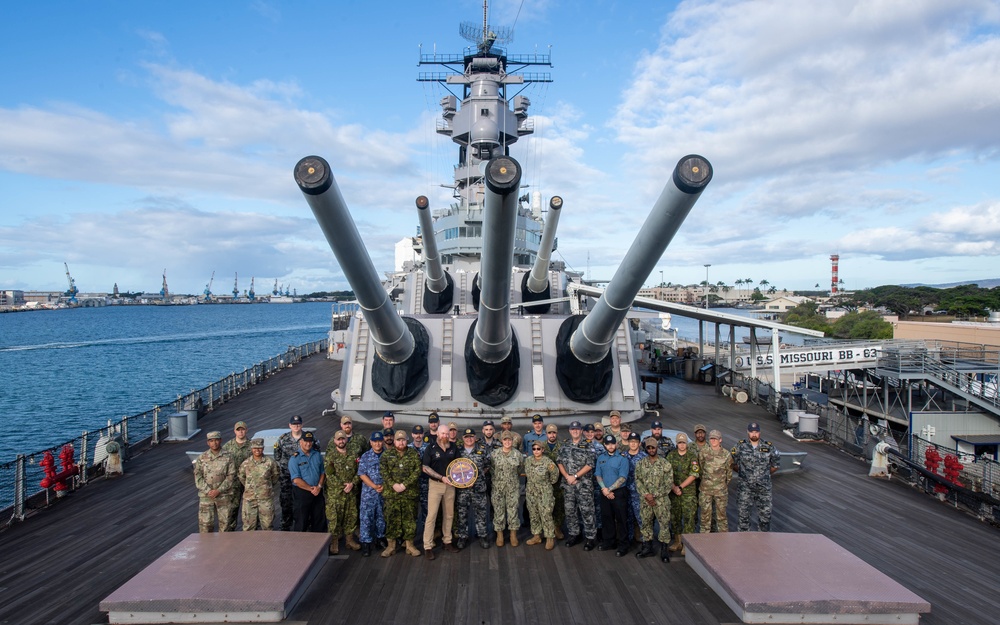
left=302, top=431, right=315, bottom=442
left=289, top=415, right=303, bottom=424
left=463, top=428, right=477, bottom=437
left=602, top=434, right=616, bottom=445
left=482, top=420, right=494, bottom=427
left=569, top=421, right=583, bottom=429
left=370, top=431, right=384, bottom=441
left=531, top=414, right=544, bottom=422
left=428, top=414, right=440, bottom=423
left=583, top=424, right=595, bottom=432
left=651, top=421, right=663, bottom=429
left=411, top=425, right=424, bottom=434
left=747, top=422, right=761, bottom=432
left=382, top=411, right=394, bottom=419
left=627, top=432, right=641, bottom=441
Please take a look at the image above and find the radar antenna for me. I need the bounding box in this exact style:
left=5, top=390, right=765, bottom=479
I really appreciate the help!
left=459, top=0, right=513, bottom=54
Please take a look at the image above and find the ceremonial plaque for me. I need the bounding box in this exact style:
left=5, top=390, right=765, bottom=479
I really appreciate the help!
left=447, top=457, right=478, bottom=489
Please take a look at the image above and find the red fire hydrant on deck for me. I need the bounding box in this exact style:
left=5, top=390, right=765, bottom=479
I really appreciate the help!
left=943, top=454, right=964, bottom=487
left=924, top=447, right=948, bottom=494
left=39, top=444, right=79, bottom=497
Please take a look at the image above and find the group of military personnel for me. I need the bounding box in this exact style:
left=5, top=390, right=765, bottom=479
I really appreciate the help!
left=193, top=410, right=780, bottom=561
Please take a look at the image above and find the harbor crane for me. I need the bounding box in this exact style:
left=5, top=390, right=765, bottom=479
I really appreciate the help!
left=203, top=271, right=215, bottom=301
left=273, top=279, right=279, bottom=296
left=248, top=277, right=256, bottom=301
left=159, top=269, right=169, bottom=300
left=233, top=272, right=239, bottom=300
left=63, top=262, right=79, bottom=304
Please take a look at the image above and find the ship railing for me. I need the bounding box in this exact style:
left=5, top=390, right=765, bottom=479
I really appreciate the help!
left=0, top=339, right=327, bottom=528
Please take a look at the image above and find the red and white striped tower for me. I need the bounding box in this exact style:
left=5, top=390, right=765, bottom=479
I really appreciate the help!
left=830, top=254, right=840, bottom=294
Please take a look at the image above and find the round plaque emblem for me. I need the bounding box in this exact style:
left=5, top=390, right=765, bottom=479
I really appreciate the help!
left=447, top=457, right=478, bottom=489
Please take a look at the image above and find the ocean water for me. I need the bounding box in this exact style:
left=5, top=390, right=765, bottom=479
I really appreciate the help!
left=0, top=302, right=332, bottom=464
left=642, top=307, right=809, bottom=347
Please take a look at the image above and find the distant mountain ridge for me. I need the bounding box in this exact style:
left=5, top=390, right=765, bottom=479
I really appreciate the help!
left=900, top=278, right=1000, bottom=289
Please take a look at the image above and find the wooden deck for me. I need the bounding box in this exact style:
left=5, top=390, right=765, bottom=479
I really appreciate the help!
left=0, top=354, right=996, bottom=625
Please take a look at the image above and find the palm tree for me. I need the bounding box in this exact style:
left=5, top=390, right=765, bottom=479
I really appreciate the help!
left=768, top=285, right=777, bottom=295
left=759, top=279, right=770, bottom=291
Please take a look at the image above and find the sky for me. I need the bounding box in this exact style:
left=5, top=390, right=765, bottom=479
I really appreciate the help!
left=2, top=0, right=999, bottom=297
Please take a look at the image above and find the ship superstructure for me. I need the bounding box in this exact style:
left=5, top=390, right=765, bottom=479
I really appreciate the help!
left=296, top=5, right=713, bottom=425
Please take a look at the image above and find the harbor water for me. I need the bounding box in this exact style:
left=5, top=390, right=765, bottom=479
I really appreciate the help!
left=0, top=302, right=332, bottom=464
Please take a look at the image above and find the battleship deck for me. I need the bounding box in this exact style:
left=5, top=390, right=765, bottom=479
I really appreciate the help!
left=0, top=354, right=996, bottom=625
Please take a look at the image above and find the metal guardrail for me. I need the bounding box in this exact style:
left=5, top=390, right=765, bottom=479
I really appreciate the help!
left=878, top=341, right=1000, bottom=409
left=1, top=340, right=327, bottom=527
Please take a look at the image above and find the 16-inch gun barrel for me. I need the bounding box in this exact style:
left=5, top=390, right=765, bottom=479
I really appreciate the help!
left=295, top=156, right=415, bottom=365
left=473, top=156, right=522, bottom=363
left=570, top=155, right=713, bottom=364
left=526, top=196, right=562, bottom=294
left=416, top=195, right=448, bottom=294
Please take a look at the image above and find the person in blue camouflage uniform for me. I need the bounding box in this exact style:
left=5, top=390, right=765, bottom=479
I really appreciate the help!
left=357, top=431, right=386, bottom=556
left=666, top=432, right=700, bottom=554
left=273, top=415, right=308, bottom=531
left=648, top=421, right=675, bottom=457
left=732, top=421, right=779, bottom=532
left=379, top=430, right=423, bottom=557
left=454, top=428, right=492, bottom=550
left=584, top=424, right=604, bottom=536
left=623, top=432, right=647, bottom=542
left=541, top=424, right=565, bottom=540
left=557, top=421, right=597, bottom=550
left=634, top=436, right=673, bottom=562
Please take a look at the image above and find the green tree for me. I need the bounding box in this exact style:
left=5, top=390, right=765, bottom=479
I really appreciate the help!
left=830, top=311, right=893, bottom=339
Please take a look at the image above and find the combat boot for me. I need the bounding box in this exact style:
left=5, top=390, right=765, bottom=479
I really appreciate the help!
left=380, top=538, right=397, bottom=558
left=328, top=535, right=340, bottom=555
left=545, top=537, right=555, bottom=550
left=660, top=543, right=671, bottom=562
left=404, top=540, right=421, bottom=557
left=669, top=534, right=683, bottom=552
left=479, top=537, right=491, bottom=549
left=633, top=526, right=642, bottom=543
left=526, top=534, right=542, bottom=545
left=635, top=541, right=654, bottom=558
left=496, top=532, right=505, bottom=547
left=345, top=535, right=361, bottom=551
left=361, top=542, right=371, bottom=557
left=555, top=527, right=564, bottom=540
left=509, top=530, right=519, bottom=547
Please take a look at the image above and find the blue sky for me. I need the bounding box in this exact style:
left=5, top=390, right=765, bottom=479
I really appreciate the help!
left=2, top=0, right=999, bottom=296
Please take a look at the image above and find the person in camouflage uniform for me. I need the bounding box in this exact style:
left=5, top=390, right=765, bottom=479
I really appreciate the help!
left=584, top=424, right=604, bottom=535
left=732, top=422, right=779, bottom=532
left=273, top=415, right=307, bottom=531
left=340, top=416, right=369, bottom=459
left=454, top=428, right=492, bottom=550
left=409, top=424, right=431, bottom=541
left=490, top=431, right=524, bottom=546
left=648, top=421, right=675, bottom=457
left=238, top=437, right=279, bottom=530
left=541, top=424, right=565, bottom=539
left=623, top=432, right=647, bottom=542
left=698, top=429, right=732, bottom=533
left=324, top=430, right=361, bottom=554
left=222, top=421, right=253, bottom=531
left=379, top=431, right=422, bottom=557
left=479, top=419, right=500, bottom=450
left=498, top=416, right=522, bottom=450
left=357, top=431, right=387, bottom=556
left=194, top=431, right=235, bottom=533
left=634, top=436, right=674, bottom=562
left=557, top=421, right=597, bottom=550
left=524, top=440, right=559, bottom=550
left=666, top=433, right=700, bottom=554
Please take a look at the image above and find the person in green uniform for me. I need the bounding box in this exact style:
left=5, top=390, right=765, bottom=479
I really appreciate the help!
left=666, top=432, right=700, bottom=554
left=379, top=430, right=423, bottom=557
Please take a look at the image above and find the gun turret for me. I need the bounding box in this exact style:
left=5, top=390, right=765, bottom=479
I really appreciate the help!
left=521, top=195, right=562, bottom=313
left=416, top=195, right=454, bottom=314
left=557, top=154, right=713, bottom=402
left=465, top=155, right=522, bottom=406
left=295, top=155, right=429, bottom=403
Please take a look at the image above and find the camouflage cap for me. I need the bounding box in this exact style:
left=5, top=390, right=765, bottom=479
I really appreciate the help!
left=545, top=424, right=558, bottom=433
left=448, top=422, right=458, bottom=431
left=500, top=416, right=513, bottom=424
left=609, top=410, right=621, bottom=418
left=642, top=436, right=658, bottom=448
left=234, top=421, right=247, bottom=430
left=675, top=433, right=689, bottom=444
left=207, top=431, right=222, bottom=440
left=340, top=415, right=353, bottom=425
left=394, top=430, right=408, bottom=441
left=250, top=438, right=265, bottom=448
left=694, top=424, right=707, bottom=433
left=593, top=422, right=605, bottom=431
left=334, top=430, right=347, bottom=440
left=709, top=429, right=722, bottom=440
left=500, top=431, right=514, bottom=441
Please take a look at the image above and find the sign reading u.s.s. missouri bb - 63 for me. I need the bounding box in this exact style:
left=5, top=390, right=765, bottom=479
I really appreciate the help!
left=733, top=346, right=882, bottom=371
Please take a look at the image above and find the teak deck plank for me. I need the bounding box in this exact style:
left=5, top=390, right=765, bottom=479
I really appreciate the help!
left=0, top=355, right=997, bottom=625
